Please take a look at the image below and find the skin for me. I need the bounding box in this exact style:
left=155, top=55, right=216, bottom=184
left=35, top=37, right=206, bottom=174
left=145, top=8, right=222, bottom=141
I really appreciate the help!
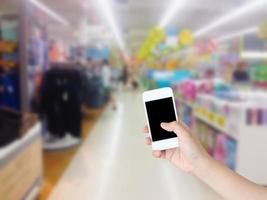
left=143, top=121, right=267, bottom=200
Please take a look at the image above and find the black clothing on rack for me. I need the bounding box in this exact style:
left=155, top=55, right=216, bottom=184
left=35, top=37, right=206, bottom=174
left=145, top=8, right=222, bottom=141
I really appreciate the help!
left=82, top=69, right=106, bottom=108
left=41, top=67, right=83, bottom=138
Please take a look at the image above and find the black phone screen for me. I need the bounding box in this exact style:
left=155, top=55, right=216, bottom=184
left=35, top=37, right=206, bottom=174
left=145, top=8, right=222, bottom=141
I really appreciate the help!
left=145, top=97, right=177, bottom=141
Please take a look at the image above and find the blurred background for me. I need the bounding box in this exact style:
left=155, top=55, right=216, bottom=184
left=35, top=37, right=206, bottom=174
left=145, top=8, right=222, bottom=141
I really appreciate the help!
left=0, top=0, right=267, bottom=199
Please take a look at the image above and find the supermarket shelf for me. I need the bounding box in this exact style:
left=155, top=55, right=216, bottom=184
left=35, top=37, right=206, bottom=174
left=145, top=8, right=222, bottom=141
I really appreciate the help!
left=175, top=95, right=195, bottom=108
left=174, top=85, right=267, bottom=185
left=24, top=178, right=42, bottom=200
left=0, top=122, right=43, bottom=200
left=194, top=112, right=238, bottom=140
left=0, top=122, right=41, bottom=160
left=180, top=99, right=194, bottom=108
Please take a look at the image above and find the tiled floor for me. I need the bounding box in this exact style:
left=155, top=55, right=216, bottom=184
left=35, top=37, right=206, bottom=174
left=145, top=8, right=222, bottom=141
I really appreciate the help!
left=48, top=91, right=222, bottom=200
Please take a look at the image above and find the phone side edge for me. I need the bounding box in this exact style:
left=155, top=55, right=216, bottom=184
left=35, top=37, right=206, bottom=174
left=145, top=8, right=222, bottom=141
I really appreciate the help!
left=142, top=94, right=153, bottom=141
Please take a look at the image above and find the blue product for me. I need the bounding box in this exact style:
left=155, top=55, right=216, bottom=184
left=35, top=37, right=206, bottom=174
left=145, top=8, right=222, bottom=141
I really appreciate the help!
left=28, top=37, right=45, bottom=68
left=147, top=70, right=154, bottom=80
left=225, top=138, right=237, bottom=170
left=2, top=53, right=17, bottom=61
left=0, top=73, right=20, bottom=110
left=182, top=106, right=193, bottom=127
left=152, top=70, right=191, bottom=88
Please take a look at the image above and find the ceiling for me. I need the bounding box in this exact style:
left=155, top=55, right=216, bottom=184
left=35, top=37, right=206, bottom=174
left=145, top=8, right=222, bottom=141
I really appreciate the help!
left=40, top=0, right=267, bottom=54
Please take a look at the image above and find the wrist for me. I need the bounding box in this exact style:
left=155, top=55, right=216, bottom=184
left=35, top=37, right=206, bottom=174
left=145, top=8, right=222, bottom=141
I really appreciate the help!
left=192, top=152, right=213, bottom=178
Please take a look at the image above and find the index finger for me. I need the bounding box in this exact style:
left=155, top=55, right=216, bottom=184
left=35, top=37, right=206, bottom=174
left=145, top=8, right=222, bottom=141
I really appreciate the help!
left=143, top=125, right=149, bottom=134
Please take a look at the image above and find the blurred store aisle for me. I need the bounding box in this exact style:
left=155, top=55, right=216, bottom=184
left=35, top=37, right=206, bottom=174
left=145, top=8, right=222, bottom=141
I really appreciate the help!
left=48, top=91, right=222, bottom=200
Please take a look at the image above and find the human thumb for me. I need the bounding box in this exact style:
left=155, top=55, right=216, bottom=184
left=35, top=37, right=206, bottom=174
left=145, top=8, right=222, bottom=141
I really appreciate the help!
left=161, top=121, right=190, bottom=139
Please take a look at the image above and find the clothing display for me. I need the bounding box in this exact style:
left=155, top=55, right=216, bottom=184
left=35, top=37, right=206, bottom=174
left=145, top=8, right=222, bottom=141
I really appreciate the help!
left=41, top=66, right=83, bottom=138
left=82, top=68, right=107, bottom=108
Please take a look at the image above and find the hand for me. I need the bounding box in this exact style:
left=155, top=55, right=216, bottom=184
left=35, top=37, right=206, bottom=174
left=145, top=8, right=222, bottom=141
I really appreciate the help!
left=144, top=121, right=267, bottom=200
left=143, top=121, right=209, bottom=174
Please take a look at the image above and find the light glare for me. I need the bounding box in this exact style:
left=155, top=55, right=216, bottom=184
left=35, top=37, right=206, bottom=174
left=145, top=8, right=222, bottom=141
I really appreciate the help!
left=194, top=0, right=267, bottom=38
left=29, top=0, right=69, bottom=26
left=99, top=0, right=126, bottom=51
left=216, top=26, right=258, bottom=42
left=159, top=0, right=185, bottom=28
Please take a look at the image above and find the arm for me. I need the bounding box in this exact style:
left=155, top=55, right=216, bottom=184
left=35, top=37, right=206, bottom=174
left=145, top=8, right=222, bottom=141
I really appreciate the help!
left=195, top=152, right=267, bottom=200
left=143, top=121, right=267, bottom=200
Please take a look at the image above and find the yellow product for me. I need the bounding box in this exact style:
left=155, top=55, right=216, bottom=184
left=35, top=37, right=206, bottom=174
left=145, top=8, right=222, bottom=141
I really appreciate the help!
left=179, top=29, right=194, bottom=46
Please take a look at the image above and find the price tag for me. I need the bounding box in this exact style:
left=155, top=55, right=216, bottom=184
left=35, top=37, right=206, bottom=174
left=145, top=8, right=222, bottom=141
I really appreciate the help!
left=217, top=116, right=225, bottom=127
left=209, top=112, right=215, bottom=122
left=195, top=107, right=200, bottom=114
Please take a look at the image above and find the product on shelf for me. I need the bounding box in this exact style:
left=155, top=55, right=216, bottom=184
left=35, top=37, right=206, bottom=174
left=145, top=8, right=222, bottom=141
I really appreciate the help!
left=195, top=119, right=237, bottom=170
left=0, top=71, right=20, bottom=109
left=253, top=65, right=267, bottom=88
left=173, top=75, right=267, bottom=184
left=207, top=127, right=216, bottom=155
left=224, top=138, right=237, bottom=170
left=148, top=69, right=191, bottom=88
left=246, top=108, right=267, bottom=125
left=0, top=16, right=20, bottom=110
left=213, top=133, right=227, bottom=163
left=193, top=89, right=267, bottom=174
left=175, top=99, right=194, bottom=127
left=1, top=20, right=17, bottom=41
left=195, top=90, right=267, bottom=132
left=172, top=78, right=228, bottom=104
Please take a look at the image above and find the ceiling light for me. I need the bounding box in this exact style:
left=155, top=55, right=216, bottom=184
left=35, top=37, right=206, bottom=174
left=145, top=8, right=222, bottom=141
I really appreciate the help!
left=241, top=51, right=267, bottom=59
left=29, top=0, right=69, bottom=26
left=159, top=0, right=185, bottom=28
left=194, top=0, right=267, bottom=38
left=216, top=26, right=258, bottom=42
left=99, top=0, right=126, bottom=51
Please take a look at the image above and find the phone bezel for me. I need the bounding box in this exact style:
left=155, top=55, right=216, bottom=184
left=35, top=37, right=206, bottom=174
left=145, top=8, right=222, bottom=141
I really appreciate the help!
left=142, top=87, right=179, bottom=150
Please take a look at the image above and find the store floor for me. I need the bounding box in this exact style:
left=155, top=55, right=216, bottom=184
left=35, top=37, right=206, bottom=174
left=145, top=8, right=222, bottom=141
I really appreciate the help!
left=39, top=106, right=104, bottom=200
left=48, top=90, right=222, bottom=200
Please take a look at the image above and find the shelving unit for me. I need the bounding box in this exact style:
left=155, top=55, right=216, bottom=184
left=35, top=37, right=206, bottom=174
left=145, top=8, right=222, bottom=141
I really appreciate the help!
left=174, top=94, right=195, bottom=128
left=194, top=113, right=234, bottom=138
left=0, top=122, right=43, bottom=200
left=175, top=92, right=267, bottom=185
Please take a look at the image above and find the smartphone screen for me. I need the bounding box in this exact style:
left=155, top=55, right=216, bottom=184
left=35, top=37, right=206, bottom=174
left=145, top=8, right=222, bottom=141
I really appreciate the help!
left=145, top=97, right=177, bottom=141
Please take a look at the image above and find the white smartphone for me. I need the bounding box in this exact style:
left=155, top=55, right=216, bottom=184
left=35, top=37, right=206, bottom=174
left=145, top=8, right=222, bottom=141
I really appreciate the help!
left=143, top=87, right=179, bottom=150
